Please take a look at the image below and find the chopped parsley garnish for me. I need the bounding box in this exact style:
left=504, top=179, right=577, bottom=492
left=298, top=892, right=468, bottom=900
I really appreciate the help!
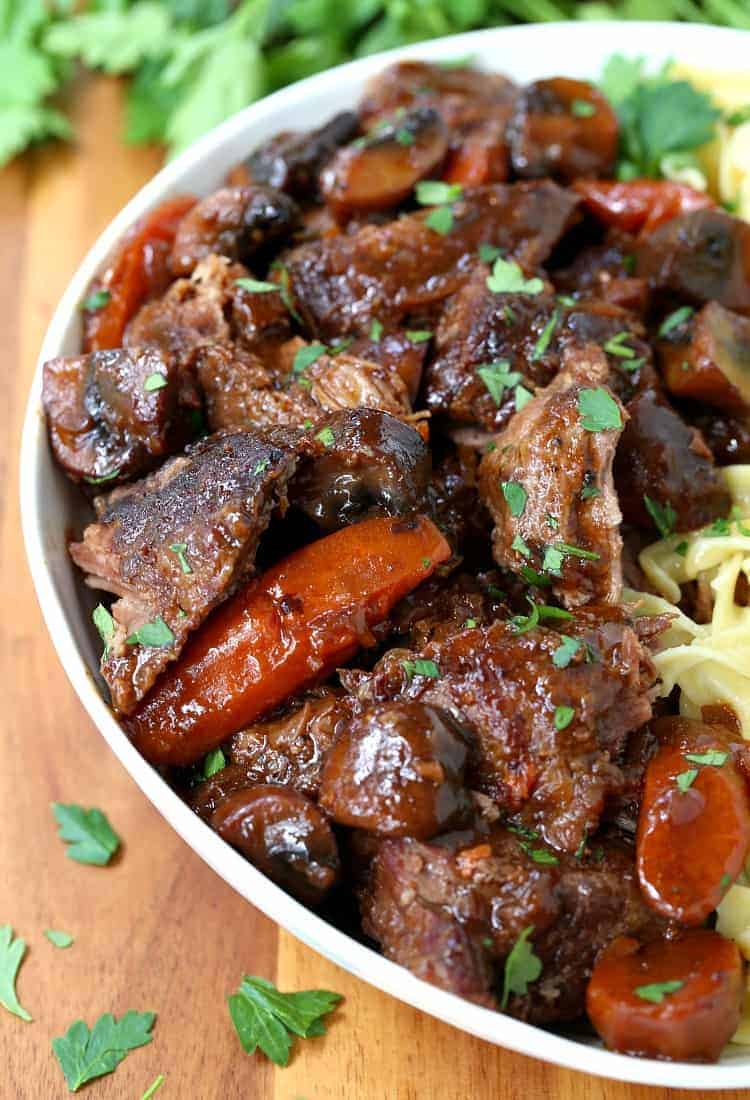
left=705, top=517, right=731, bottom=537
left=293, top=342, right=327, bottom=375
left=406, top=329, right=433, bottom=343
left=548, top=542, right=600, bottom=565
left=369, top=319, right=384, bottom=342
left=511, top=533, right=531, bottom=559
left=52, top=803, right=120, bottom=866
left=143, top=372, right=167, bottom=392
left=52, top=1010, right=156, bottom=1091
left=477, top=361, right=521, bottom=405
left=169, top=542, right=192, bottom=575
left=395, top=127, right=414, bottom=145
left=315, top=427, right=335, bottom=448
left=634, top=980, right=684, bottom=1004
left=554, top=705, right=575, bottom=731
left=530, top=309, right=559, bottom=362
left=578, top=387, right=623, bottom=432
left=527, top=848, right=559, bottom=865
left=45, top=930, right=74, bottom=949
left=415, top=180, right=462, bottom=205
left=0, top=925, right=31, bottom=1021
left=515, top=384, right=533, bottom=410
left=676, top=768, right=699, bottom=793
left=511, top=602, right=572, bottom=635
left=92, top=604, right=115, bottom=654
left=519, top=565, right=551, bottom=587
left=421, top=557, right=432, bottom=569
left=500, top=927, right=542, bottom=1010
left=658, top=306, right=694, bottom=337
left=402, top=658, right=440, bottom=681
left=603, top=330, right=636, bottom=359
left=684, top=750, right=728, bottom=767
left=235, top=277, right=279, bottom=294
left=126, top=617, right=174, bottom=648
left=82, top=289, right=111, bottom=312
left=203, top=747, right=226, bottom=779
left=479, top=242, right=502, bottom=263
left=228, top=975, right=342, bottom=1067
left=580, top=484, right=601, bottom=500
left=557, top=294, right=577, bottom=307
left=253, top=459, right=270, bottom=475
left=486, top=257, right=543, bottom=296
left=463, top=618, right=478, bottom=629
left=542, top=547, right=564, bottom=575
left=575, top=832, right=588, bottom=860
left=571, top=98, right=596, bottom=118
left=643, top=495, right=677, bottom=538
left=501, top=481, right=527, bottom=518
left=84, top=469, right=120, bottom=485
left=552, top=635, right=581, bottom=669
left=141, top=1076, right=165, bottom=1100
left=270, top=261, right=302, bottom=323
left=425, top=206, right=454, bottom=235
left=675, top=540, right=689, bottom=557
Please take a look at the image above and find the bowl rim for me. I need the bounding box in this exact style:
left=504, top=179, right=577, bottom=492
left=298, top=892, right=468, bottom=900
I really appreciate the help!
left=20, top=20, right=750, bottom=1089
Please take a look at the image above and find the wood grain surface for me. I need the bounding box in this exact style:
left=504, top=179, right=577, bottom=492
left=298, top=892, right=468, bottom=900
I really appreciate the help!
left=1, top=75, right=746, bottom=1099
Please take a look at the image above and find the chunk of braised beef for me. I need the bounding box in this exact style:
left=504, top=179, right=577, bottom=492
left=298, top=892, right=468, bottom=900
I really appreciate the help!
left=636, top=209, right=750, bottom=315
left=613, top=386, right=730, bottom=533
left=425, top=449, right=493, bottom=561
left=478, top=346, right=625, bottom=608
left=348, top=607, right=659, bottom=852
left=390, top=571, right=507, bottom=650
left=691, top=408, right=750, bottom=465
left=321, top=107, right=448, bottom=217
left=282, top=182, right=580, bottom=338
left=290, top=408, right=430, bottom=531
left=244, top=111, right=359, bottom=197
left=552, top=238, right=648, bottom=316
left=345, top=330, right=428, bottom=403
left=170, top=186, right=299, bottom=276
left=42, top=347, right=190, bottom=485
left=656, top=300, right=750, bottom=416
left=69, top=430, right=298, bottom=714
left=211, top=785, right=340, bottom=906
left=319, top=700, right=473, bottom=839
left=508, top=78, right=618, bottom=182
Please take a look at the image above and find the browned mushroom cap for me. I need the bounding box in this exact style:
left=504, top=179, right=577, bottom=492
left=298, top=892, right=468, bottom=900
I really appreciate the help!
left=321, top=107, right=448, bottom=216
left=319, top=701, right=473, bottom=839
left=211, top=785, right=340, bottom=906
left=508, top=78, right=618, bottom=182
left=657, top=300, right=750, bottom=416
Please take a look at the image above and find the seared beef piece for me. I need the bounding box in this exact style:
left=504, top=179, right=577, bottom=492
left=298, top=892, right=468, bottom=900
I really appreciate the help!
left=320, top=701, right=474, bottom=839
left=614, top=386, right=730, bottom=533
left=390, top=571, right=507, bottom=650
left=189, top=689, right=352, bottom=818
left=553, top=239, right=648, bottom=316
left=603, top=721, right=660, bottom=838
left=196, top=339, right=416, bottom=434
left=358, top=828, right=658, bottom=1021
left=424, top=269, right=650, bottom=432
left=42, top=347, right=190, bottom=485
left=69, top=430, right=297, bottom=714
left=692, top=407, right=750, bottom=464
left=425, top=449, right=493, bottom=560
left=245, top=111, right=359, bottom=197
left=348, top=606, right=659, bottom=852
left=170, top=186, right=299, bottom=276
left=211, top=784, right=340, bottom=906
left=359, top=61, right=517, bottom=184
left=656, top=300, right=750, bottom=416
left=321, top=107, right=448, bottom=217
left=290, top=408, right=431, bottom=531
left=282, top=182, right=580, bottom=339
left=636, top=209, right=750, bottom=315
left=478, top=346, right=625, bottom=609
left=346, top=331, right=428, bottom=403
left=508, top=78, right=618, bottom=182
left=125, top=254, right=291, bottom=365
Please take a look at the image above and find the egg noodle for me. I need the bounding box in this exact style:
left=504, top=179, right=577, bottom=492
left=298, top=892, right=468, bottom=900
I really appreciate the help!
left=631, top=465, right=750, bottom=1041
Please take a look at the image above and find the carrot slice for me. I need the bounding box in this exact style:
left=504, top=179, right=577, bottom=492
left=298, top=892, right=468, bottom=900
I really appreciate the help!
left=83, top=194, right=196, bottom=351
left=587, top=930, right=743, bottom=1062
left=637, top=716, right=750, bottom=925
left=127, top=515, right=451, bottom=766
left=573, top=179, right=715, bottom=237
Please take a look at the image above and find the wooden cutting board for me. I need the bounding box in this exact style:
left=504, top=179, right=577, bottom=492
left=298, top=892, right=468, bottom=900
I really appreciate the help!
left=2, top=74, right=747, bottom=1099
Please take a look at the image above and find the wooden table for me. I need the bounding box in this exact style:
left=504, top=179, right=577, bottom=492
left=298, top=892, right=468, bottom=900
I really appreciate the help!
left=2, top=75, right=746, bottom=1099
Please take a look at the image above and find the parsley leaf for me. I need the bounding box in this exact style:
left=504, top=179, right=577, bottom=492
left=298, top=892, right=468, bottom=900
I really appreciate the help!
left=82, top=289, right=111, bottom=313
left=44, top=5, right=172, bottom=74
left=578, top=387, right=623, bottom=432
left=676, top=768, right=699, bottom=793
left=554, top=705, right=575, bottom=731
left=126, top=616, right=175, bottom=647
left=479, top=243, right=502, bottom=263
left=235, top=277, right=280, bottom=294
left=511, top=534, right=531, bottom=559
left=658, top=306, right=694, bottom=337
left=45, top=929, right=74, bottom=949
left=293, top=342, right=327, bottom=375
left=643, top=495, right=677, bottom=539
left=415, top=180, right=462, bottom=205
left=477, top=361, right=521, bottom=405
left=52, top=803, right=121, bottom=866
left=144, top=372, right=167, bottom=392
left=169, top=542, right=192, bottom=574
left=515, top=384, right=533, bottom=410
left=228, top=975, right=341, bottom=1067
left=141, top=1075, right=165, bottom=1100
left=501, top=481, right=527, bottom=518
left=52, top=1010, right=156, bottom=1092
left=315, top=427, right=335, bottom=448
left=405, top=329, right=432, bottom=343
left=634, top=980, right=684, bottom=1004
left=402, top=658, right=440, bottom=681
left=203, top=747, right=226, bottom=778
left=369, top=319, right=383, bottom=342
left=552, top=635, right=581, bottom=669
left=425, top=205, right=453, bottom=235
left=530, top=309, right=558, bottom=361
left=571, top=98, right=595, bottom=118
left=684, top=750, right=728, bottom=766
left=486, top=258, right=543, bottom=296
left=92, top=604, right=115, bottom=654
left=500, top=927, right=542, bottom=1010
left=0, top=925, right=31, bottom=1022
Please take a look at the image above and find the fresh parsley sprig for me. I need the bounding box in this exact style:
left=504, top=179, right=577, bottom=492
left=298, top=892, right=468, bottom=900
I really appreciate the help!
left=52, top=1010, right=156, bottom=1092
left=228, top=975, right=342, bottom=1066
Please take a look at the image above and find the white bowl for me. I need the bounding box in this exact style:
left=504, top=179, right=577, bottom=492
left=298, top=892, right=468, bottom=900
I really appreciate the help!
left=21, top=20, right=750, bottom=1088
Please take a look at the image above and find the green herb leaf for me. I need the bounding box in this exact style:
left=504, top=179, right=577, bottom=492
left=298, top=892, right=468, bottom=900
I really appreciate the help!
left=52, top=803, right=121, bottom=866
left=82, top=289, right=111, bottom=312
left=578, top=387, right=623, bottom=432
left=315, top=427, right=335, bottom=448
left=515, top=384, right=533, bottom=410
left=92, top=604, right=115, bottom=653
left=634, top=980, right=684, bottom=1004
left=658, top=306, right=694, bottom=337
left=52, top=1010, right=156, bottom=1092
left=675, top=540, right=689, bottom=557
left=552, top=635, right=581, bottom=669
left=479, top=243, right=502, bottom=263
left=542, top=546, right=564, bottom=575
left=554, top=705, right=575, bottom=731
left=643, top=495, right=677, bottom=539
left=405, top=329, right=432, bottom=343
left=571, top=98, right=595, bottom=118
left=141, top=1075, right=165, bottom=1100
left=169, top=542, right=192, bottom=575
left=511, top=533, right=531, bottom=559
left=530, top=309, right=558, bottom=362
left=477, top=361, right=521, bottom=405
left=84, top=469, right=120, bottom=485
left=228, top=975, right=342, bottom=1067
left=580, top=484, right=601, bottom=500
left=486, top=258, right=543, bottom=296
left=603, top=330, right=636, bottom=359
left=425, top=205, right=453, bottom=235
left=293, top=342, right=327, bottom=375
left=369, top=319, right=383, bottom=342
left=235, top=277, right=280, bottom=294
left=684, top=750, right=729, bottom=766
left=501, top=481, right=527, bottom=518
left=500, top=927, right=542, bottom=1010
left=415, top=180, right=462, bottom=205
left=144, top=372, right=167, bottom=392
left=463, top=618, right=478, bottom=629
left=45, top=930, right=74, bottom=949
left=551, top=542, right=600, bottom=563
left=402, top=658, right=440, bottom=681
left=527, top=848, right=559, bottom=865
left=126, top=616, right=174, bottom=648
left=0, top=925, right=31, bottom=1022
left=705, top=517, right=731, bottom=538
left=203, top=747, right=226, bottom=779
left=676, top=768, right=699, bottom=793
left=253, top=459, right=270, bottom=475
